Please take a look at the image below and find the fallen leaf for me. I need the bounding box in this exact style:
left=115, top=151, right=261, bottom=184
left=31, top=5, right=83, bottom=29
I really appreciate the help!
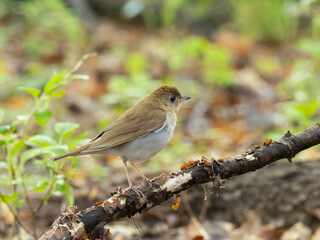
left=172, top=197, right=180, bottom=211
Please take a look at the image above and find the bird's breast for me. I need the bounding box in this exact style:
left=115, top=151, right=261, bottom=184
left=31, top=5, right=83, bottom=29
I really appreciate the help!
left=117, top=113, right=177, bottom=162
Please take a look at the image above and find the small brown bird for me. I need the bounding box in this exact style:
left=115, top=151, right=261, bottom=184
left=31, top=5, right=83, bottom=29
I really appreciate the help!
left=53, top=85, right=190, bottom=194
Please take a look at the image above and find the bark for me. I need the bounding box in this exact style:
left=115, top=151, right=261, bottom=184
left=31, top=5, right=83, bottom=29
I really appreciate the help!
left=40, top=124, right=320, bottom=240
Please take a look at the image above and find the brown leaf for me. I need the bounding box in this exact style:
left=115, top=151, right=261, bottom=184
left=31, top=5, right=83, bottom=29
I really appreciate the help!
left=263, top=138, right=272, bottom=146
left=180, top=162, right=188, bottom=170
left=172, top=197, right=180, bottom=211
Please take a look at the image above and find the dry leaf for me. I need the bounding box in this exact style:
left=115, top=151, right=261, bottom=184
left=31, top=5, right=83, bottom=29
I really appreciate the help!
left=172, top=197, right=180, bottom=211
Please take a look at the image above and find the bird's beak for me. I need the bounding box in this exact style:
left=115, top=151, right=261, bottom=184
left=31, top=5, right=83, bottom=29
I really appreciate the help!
left=182, top=96, right=191, bottom=101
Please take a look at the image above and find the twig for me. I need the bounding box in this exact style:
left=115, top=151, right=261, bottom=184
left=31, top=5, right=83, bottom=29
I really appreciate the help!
left=183, top=194, right=211, bottom=239
left=66, top=52, right=97, bottom=78
left=40, top=124, right=320, bottom=240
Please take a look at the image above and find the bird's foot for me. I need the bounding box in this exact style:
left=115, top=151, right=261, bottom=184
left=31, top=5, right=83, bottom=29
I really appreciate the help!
left=144, top=178, right=152, bottom=187
left=128, top=183, right=146, bottom=198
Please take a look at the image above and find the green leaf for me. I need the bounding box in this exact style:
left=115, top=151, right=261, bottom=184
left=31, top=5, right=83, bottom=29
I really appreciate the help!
left=18, top=86, right=41, bottom=99
left=21, top=145, right=69, bottom=163
left=21, top=148, right=43, bottom=163
left=67, top=132, right=89, bottom=146
left=28, top=135, right=57, bottom=147
left=64, top=183, right=74, bottom=205
left=0, top=133, right=17, bottom=145
left=0, top=125, right=14, bottom=135
left=42, top=145, right=69, bottom=156
left=51, top=90, right=66, bottom=98
left=34, top=109, right=52, bottom=126
left=125, top=52, right=148, bottom=74
left=12, top=199, right=25, bottom=208
left=32, top=180, right=49, bottom=192
left=44, top=70, right=67, bottom=95
left=0, top=108, right=4, bottom=123
left=55, top=180, right=65, bottom=192
left=32, top=185, right=47, bottom=192
left=294, top=100, right=318, bottom=120
left=71, top=157, right=78, bottom=169
left=12, top=140, right=25, bottom=155
left=0, top=192, right=19, bottom=203
left=298, top=39, right=320, bottom=59
left=55, top=122, right=79, bottom=139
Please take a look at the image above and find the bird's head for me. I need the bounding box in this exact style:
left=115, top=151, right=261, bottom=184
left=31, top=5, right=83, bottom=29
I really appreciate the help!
left=149, top=85, right=191, bottom=112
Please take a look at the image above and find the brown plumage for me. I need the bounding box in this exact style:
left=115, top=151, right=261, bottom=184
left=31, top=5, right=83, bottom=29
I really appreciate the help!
left=53, top=85, right=190, bottom=194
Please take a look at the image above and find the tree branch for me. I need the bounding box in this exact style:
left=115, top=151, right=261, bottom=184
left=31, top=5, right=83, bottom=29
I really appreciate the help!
left=40, top=124, right=320, bottom=240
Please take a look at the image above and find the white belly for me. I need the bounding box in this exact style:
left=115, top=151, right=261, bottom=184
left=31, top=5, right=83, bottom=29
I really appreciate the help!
left=115, top=114, right=176, bottom=162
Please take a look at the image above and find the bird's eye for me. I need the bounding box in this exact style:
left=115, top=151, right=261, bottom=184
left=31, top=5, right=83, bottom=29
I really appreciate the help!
left=170, top=96, right=176, bottom=102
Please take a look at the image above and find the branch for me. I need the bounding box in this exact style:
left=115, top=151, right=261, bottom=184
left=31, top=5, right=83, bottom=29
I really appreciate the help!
left=40, top=124, right=320, bottom=240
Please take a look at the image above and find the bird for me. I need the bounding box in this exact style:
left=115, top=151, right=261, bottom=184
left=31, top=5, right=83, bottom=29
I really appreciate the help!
left=53, top=85, right=191, bottom=195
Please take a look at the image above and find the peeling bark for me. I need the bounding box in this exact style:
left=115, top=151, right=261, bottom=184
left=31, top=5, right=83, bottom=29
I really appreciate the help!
left=40, top=124, right=320, bottom=240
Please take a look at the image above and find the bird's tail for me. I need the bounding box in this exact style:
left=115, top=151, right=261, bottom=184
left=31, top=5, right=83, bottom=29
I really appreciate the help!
left=53, top=143, right=91, bottom=161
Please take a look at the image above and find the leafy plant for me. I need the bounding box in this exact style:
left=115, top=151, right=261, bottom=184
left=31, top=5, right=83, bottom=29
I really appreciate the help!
left=167, top=36, right=234, bottom=85
left=266, top=57, right=320, bottom=141
left=101, top=51, right=160, bottom=116
left=231, top=0, right=298, bottom=43
left=121, top=0, right=230, bottom=29
left=0, top=54, right=95, bottom=239
left=278, top=59, right=320, bottom=131
left=0, top=0, right=84, bottom=59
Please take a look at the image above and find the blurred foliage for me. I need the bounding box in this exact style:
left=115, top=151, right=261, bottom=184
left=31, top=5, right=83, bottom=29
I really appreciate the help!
left=0, top=0, right=85, bottom=59
left=167, top=36, right=234, bottom=85
left=0, top=59, right=91, bottom=233
left=275, top=0, right=320, bottom=136
left=230, top=0, right=320, bottom=43
left=231, top=0, right=299, bottom=42
left=278, top=59, right=320, bottom=130
left=0, top=0, right=318, bottom=177
left=121, top=0, right=231, bottom=29
left=1, top=0, right=320, bottom=237
left=102, top=35, right=234, bottom=116
left=102, top=52, right=159, bottom=113
left=268, top=56, right=320, bottom=139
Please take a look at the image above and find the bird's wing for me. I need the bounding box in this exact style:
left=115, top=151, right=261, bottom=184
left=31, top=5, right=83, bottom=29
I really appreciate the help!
left=84, top=103, right=167, bottom=152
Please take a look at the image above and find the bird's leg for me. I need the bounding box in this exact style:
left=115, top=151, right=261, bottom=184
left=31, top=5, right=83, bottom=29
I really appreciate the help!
left=130, top=162, right=152, bottom=187
left=130, top=162, right=149, bottom=182
left=123, top=159, right=134, bottom=188
left=122, top=158, right=145, bottom=197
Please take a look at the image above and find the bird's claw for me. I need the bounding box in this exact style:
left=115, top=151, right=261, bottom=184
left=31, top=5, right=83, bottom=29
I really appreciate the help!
left=144, top=178, right=152, bottom=187
left=131, top=186, right=146, bottom=198
left=128, top=184, right=146, bottom=198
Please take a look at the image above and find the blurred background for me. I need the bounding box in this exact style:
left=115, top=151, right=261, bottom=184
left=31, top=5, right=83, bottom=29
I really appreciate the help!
left=0, top=0, right=320, bottom=239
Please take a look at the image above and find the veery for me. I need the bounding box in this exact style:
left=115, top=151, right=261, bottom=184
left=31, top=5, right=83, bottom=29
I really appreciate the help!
left=53, top=85, right=191, bottom=194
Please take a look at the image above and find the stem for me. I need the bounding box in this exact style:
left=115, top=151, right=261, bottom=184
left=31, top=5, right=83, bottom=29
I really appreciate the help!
left=22, top=176, right=37, bottom=240
left=19, top=52, right=97, bottom=139
left=0, top=191, right=33, bottom=236
left=18, top=95, right=43, bottom=139
left=65, top=52, right=97, bottom=78
left=6, top=143, right=13, bottom=192
left=36, top=173, right=56, bottom=213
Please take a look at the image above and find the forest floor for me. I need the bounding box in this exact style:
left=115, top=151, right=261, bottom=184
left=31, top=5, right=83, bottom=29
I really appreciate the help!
left=1, top=17, right=320, bottom=240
